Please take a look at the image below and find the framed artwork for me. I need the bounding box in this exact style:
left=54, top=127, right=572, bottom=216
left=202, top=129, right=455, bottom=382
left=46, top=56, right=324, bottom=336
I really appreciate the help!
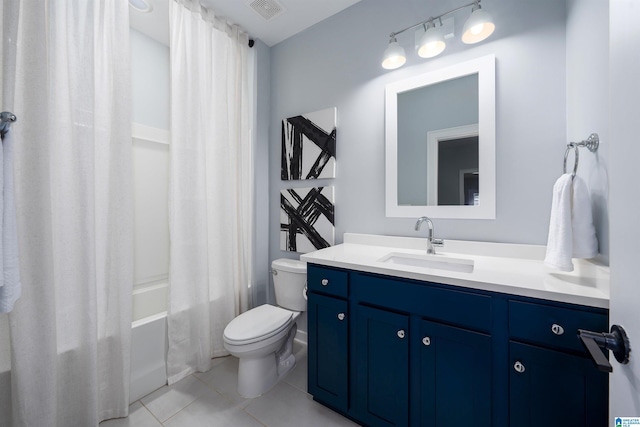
left=281, top=107, right=336, bottom=180
left=280, top=186, right=335, bottom=253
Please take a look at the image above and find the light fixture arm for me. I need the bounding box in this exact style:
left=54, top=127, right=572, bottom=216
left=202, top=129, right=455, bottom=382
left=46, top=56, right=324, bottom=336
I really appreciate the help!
left=388, top=0, right=480, bottom=39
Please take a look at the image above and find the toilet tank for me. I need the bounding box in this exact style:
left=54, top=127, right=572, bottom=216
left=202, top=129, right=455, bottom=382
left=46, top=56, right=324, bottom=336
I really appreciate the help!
left=272, top=258, right=307, bottom=312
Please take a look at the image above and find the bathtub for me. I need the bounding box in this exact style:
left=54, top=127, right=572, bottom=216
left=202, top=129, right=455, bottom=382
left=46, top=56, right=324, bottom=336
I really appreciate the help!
left=130, top=281, right=168, bottom=403
left=0, top=283, right=168, bottom=426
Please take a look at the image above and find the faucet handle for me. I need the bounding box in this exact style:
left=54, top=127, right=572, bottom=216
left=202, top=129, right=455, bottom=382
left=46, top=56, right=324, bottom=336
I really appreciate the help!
left=431, top=238, right=444, bottom=247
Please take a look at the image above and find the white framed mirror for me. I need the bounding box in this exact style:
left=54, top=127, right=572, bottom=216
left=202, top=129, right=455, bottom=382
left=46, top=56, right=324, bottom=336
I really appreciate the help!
left=385, top=54, right=495, bottom=219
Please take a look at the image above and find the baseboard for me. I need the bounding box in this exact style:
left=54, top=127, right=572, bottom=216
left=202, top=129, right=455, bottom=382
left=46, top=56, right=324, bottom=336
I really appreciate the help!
left=295, top=330, right=308, bottom=345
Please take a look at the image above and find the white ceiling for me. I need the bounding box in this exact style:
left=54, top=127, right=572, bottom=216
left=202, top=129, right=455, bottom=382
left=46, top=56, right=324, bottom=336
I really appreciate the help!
left=129, top=0, right=170, bottom=45
left=129, top=0, right=362, bottom=47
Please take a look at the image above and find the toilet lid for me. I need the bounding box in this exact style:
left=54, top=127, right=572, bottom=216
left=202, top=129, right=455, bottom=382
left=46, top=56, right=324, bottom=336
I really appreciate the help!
left=224, top=304, right=294, bottom=345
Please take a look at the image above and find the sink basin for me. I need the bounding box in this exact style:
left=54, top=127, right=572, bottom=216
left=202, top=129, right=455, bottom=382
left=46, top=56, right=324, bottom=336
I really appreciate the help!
left=379, top=252, right=474, bottom=273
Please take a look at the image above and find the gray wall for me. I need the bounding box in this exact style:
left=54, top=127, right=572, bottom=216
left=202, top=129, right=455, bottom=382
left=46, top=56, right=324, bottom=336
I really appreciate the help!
left=565, top=0, right=609, bottom=263
left=267, top=0, right=570, bottom=267
left=253, top=39, right=273, bottom=305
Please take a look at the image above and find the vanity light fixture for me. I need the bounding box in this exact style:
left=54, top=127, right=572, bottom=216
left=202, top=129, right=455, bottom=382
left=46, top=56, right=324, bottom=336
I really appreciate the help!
left=382, top=0, right=495, bottom=69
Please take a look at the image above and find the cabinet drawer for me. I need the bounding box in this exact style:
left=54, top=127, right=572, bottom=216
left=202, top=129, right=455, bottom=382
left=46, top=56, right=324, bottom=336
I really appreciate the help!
left=307, top=264, right=348, bottom=298
left=509, top=301, right=608, bottom=354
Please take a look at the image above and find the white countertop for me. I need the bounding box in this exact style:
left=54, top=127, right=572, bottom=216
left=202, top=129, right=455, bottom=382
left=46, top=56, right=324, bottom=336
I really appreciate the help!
left=300, top=233, right=610, bottom=309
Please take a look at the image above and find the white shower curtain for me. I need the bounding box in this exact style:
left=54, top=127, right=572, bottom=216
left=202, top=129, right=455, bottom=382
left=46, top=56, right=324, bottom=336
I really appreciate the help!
left=1, top=1, right=133, bottom=425
left=168, top=0, right=253, bottom=384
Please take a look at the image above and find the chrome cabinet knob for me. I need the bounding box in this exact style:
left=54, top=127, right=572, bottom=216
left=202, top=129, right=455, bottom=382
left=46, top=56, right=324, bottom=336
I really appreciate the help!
left=321, top=278, right=329, bottom=286
left=514, top=361, right=526, bottom=373
left=422, top=337, right=431, bottom=346
left=397, top=330, right=405, bottom=339
left=337, top=313, right=345, bottom=321
left=551, top=323, right=565, bottom=336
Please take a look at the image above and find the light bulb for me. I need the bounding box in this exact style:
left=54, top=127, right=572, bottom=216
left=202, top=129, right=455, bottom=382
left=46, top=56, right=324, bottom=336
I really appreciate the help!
left=470, top=23, right=484, bottom=35
left=382, top=38, right=407, bottom=69
left=462, top=7, right=495, bottom=44
left=417, top=24, right=446, bottom=58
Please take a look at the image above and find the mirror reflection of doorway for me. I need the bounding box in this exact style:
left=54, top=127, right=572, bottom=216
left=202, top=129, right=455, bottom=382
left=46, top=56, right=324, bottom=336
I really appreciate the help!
left=460, top=169, right=479, bottom=206
left=426, top=124, right=479, bottom=206
left=435, top=135, right=479, bottom=206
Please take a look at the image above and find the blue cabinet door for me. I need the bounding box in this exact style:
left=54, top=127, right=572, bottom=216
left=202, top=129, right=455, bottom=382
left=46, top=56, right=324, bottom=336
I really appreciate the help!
left=418, top=320, right=492, bottom=427
left=307, top=293, right=349, bottom=413
left=354, top=304, right=409, bottom=427
left=509, top=341, right=608, bottom=427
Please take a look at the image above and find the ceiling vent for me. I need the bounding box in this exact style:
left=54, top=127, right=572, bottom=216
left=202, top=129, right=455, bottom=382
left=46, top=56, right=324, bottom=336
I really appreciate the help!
left=247, top=0, right=286, bottom=21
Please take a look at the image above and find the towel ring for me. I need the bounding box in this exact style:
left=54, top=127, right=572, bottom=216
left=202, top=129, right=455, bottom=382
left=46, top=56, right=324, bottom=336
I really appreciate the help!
left=562, top=133, right=599, bottom=178
left=563, top=143, right=579, bottom=177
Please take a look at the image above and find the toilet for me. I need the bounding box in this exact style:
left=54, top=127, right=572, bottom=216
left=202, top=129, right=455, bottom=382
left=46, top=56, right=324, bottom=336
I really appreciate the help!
left=223, top=258, right=307, bottom=398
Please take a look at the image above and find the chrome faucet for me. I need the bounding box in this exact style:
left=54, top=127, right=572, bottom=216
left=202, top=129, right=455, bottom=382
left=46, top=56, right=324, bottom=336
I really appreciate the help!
left=415, top=216, right=444, bottom=254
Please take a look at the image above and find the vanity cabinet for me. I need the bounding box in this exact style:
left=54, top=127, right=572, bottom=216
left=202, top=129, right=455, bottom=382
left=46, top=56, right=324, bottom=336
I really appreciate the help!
left=306, top=264, right=609, bottom=427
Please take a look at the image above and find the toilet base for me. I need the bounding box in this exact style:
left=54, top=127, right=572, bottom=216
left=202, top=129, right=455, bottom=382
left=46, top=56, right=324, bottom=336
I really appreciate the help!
left=237, top=353, right=279, bottom=398
left=236, top=324, right=298, bottom=398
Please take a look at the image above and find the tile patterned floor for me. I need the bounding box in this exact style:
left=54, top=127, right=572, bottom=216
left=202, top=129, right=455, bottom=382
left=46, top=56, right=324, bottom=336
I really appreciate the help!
left=100, top=342, right=360, bottom=427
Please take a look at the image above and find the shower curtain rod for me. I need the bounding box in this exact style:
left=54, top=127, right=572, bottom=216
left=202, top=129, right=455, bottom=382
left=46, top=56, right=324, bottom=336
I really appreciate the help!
left=0, top=111, right=17, bottom=139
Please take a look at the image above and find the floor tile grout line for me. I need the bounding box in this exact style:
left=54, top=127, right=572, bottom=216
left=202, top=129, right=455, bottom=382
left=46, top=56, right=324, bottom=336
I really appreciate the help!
left=158, top=372, right=268, bottom=427
left=140, top=374, right=216, bottom=424
left=283, top=381, right=306, bottom=395
left=159, top=378, right=225, bottom=426
left=279, top=379, right=309, bottom=396
left=192, top=368, right=257, bottom=408
left=242, top=408, right=269, bottom=427
left=205, top=376, right=248, bottom=407
left=125, top=346, right=314, bottom=427
left=160, top=397, right=195, bottom=426
left=138, top=398, right=164, bottom=426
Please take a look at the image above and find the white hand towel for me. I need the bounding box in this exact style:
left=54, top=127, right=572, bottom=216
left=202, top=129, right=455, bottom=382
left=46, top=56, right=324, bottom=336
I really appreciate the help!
left=0, top=130, right=21, bottom=313
left=571, top=176, right=598, bottom=259
left=544, top=173, right=598, bottom=272
left=545, top=174, right=574, bottom=271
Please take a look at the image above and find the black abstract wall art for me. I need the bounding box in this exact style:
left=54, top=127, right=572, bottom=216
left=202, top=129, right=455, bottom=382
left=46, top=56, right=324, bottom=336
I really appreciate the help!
left=281, top=107, right=336, bottom=180
left=280, top=186, right=335, bottom=253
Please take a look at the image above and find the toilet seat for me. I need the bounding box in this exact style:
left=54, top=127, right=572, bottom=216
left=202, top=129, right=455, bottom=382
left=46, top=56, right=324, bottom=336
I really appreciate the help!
left=224, top=304, right=294, bottom=345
